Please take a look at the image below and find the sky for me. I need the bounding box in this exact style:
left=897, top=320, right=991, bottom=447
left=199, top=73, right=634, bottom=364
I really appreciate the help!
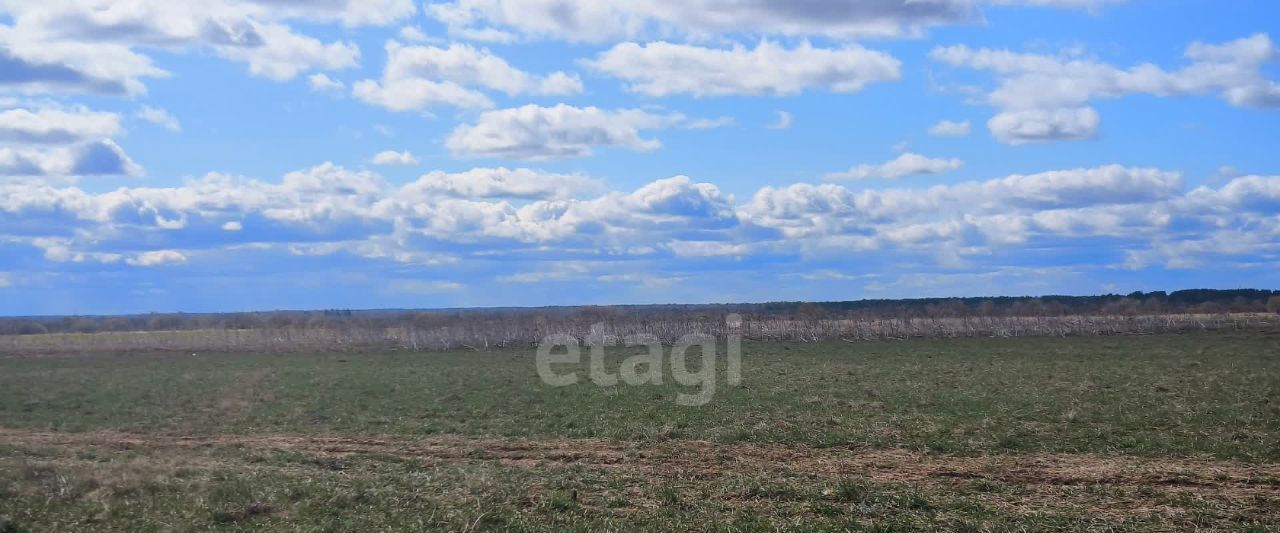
left=1, top=0, right=1278, bottom=315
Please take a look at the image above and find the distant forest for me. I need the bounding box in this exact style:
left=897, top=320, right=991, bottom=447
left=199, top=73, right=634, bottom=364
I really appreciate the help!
left=3, top=288, right=1278, bottom=336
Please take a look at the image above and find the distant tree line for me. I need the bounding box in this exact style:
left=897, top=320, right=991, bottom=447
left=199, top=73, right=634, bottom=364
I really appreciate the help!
left=2, top=288, right=1277, bottom=337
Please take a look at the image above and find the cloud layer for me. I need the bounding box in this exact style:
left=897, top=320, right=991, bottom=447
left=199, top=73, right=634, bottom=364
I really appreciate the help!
left=446, top=104, right=686, bottom=160
left=588, top=41, right=900, bottom=97
left=353, top=41, right=582, bottom=111
left=425, top=0, right=1106, bottom=42
left=933, top=34, right=1280, bottom=143
left=4, top=162, right=1274, bottom=282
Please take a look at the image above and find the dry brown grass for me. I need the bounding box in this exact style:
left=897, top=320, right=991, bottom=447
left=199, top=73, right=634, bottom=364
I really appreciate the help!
left=3, top=426, right=1277, bottom=521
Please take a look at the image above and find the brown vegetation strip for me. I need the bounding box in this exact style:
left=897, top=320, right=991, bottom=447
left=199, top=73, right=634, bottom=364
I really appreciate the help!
left=3, top=427, right=1277, bottom=496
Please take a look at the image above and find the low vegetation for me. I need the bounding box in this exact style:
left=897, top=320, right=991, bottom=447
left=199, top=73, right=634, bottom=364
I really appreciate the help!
left=1, top=332, right=1278, bottom=530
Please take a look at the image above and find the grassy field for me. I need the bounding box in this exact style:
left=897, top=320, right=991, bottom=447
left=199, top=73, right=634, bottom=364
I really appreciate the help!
left=1, top=332, right=1278, bottom=531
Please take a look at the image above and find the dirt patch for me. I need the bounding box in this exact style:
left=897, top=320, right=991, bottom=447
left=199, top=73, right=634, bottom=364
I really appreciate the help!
left=2, top=427, right=1276, bottom=495
left=3, top=427, right=1278, bottom=527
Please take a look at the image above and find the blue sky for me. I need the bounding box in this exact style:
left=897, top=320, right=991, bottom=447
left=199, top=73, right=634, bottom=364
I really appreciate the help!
left=1, top=0, right=1278, bottom=315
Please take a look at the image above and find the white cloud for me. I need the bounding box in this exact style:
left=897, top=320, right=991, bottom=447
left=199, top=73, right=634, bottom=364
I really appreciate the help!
left=428, top=1, right=1125, bottom=43
left=126, top=250, right=188, bottom=267
left=426, top=0, right=977, bottom=42
left=249, top=0, right=417, bottom=27
left=0, top=104, right=140, bottom=178
left=134, top=106, right=181, bottom=132
left=743, top=165, right=1187, bottom=251
left=560, top=175, right=737, bottom=231
left=0, top=272, right=9, bottom=288
left=927, top=119, right=971, bottom=137
left=308, top=73, right=346, bottom=92
left=0, top=0, right=374, bottom=96
left=0, top=148, right=46, bottom=176
left=986, top=107, right=1099, bottom=144
left=388, top=279, right=464, bottom=293
left=825, top=153, right=963, bottom=181
left=682, top=116, right=735, bottom=129
left=397, top=26, right=429, bottom=42
left=445, top=104, right=680, bottom=160
left=768, top=111, right=794, bottom=130
left=0, top=140, right=142, bottom=177
left=979, top=165, right=1182, bottom=209
left=370, top=150, right=419, bottom=166
left=986, top=0, right=1127, bottom=8
left=450, top=26, right=517, bottom=43
left=353, top=78, right=493, bottom=112
left=215, top=23, right=359, bottom=81
left=667, top=240, right=749, bottom=258
left=353, top=41, right=581, bottom=112
left=0, top=107, right=122, bottom=144
left=587, top=40, right=900, bottom=97
left=401, top=167, right=599, bottom=200
left=932, top=33, right=1280, bottom=144
left=0, top=24, right=166, bottom=96
left=3, top=159, right=1277, bottom=280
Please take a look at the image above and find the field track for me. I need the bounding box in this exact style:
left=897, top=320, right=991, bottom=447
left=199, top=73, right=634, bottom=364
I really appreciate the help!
left=4, top=427, right=1277, bottom=521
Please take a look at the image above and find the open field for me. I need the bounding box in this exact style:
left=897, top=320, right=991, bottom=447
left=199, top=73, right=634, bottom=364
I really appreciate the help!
left=2, top=332, right=1279, bottom=530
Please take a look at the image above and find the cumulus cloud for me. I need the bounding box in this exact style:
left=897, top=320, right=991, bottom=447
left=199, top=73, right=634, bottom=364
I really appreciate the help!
left=427, top=0, right=975, bottom=42
left=0, top=103, right=141, bottom=179
left=0, top=25, right=166, bottom=96
left=134, top=106, right=181, bottom=132
left=69, top=139, right=143, bottom=176
left=928, top=119, right=971, bottom=137
left=246, top=0, right=417, bottom=27
left=445, top=104, right=682, bottom=160
left=214, top=23, right=359, bottom=81
left=0, top=106, right=121, bottom=144
left=0, top=0, right=375, bottom=96
left=825, top=153, right=963, bottom=180
left=126, top=250, right=188, bottom=266
left=427, top=0, right=1122, bottom=43
left=401, top=167, right=599, bottom=200
left=667, top=240, right=749, bottom=258
left=397, top=26, right=429, bottom=42
left=0, top=162, right=737, bottom=265
left=682, top=116, right=735, bottom=129
left=0, top=148, right=46, bottom=176
left=370, top=150, right=419, bottom=166
left=0, top=140, right=142, bottom=178
left=308, top=73, right=346, bottom=92
left=986, top=0, right=1127, bottom=8
left=742, top=165, right=1186, bottom=249
left=587, top=40, right=900, bottom=97
left=353, top=41, right=582, bottom=112
left=985, top=108, right=1099, bottom=144
left=931, top=33, right=1280, bottom=144
left=564, top=175, right=737, bottom=231
left=3, top=160, right=1277, bottom=283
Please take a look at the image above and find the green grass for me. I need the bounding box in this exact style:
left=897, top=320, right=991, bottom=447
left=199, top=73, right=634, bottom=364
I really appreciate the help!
left=1, top=332, right=1278, bottom=531
left=0, top=434, right=1275, bottom=532
left=2, top=332, right=1277, bottom=460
